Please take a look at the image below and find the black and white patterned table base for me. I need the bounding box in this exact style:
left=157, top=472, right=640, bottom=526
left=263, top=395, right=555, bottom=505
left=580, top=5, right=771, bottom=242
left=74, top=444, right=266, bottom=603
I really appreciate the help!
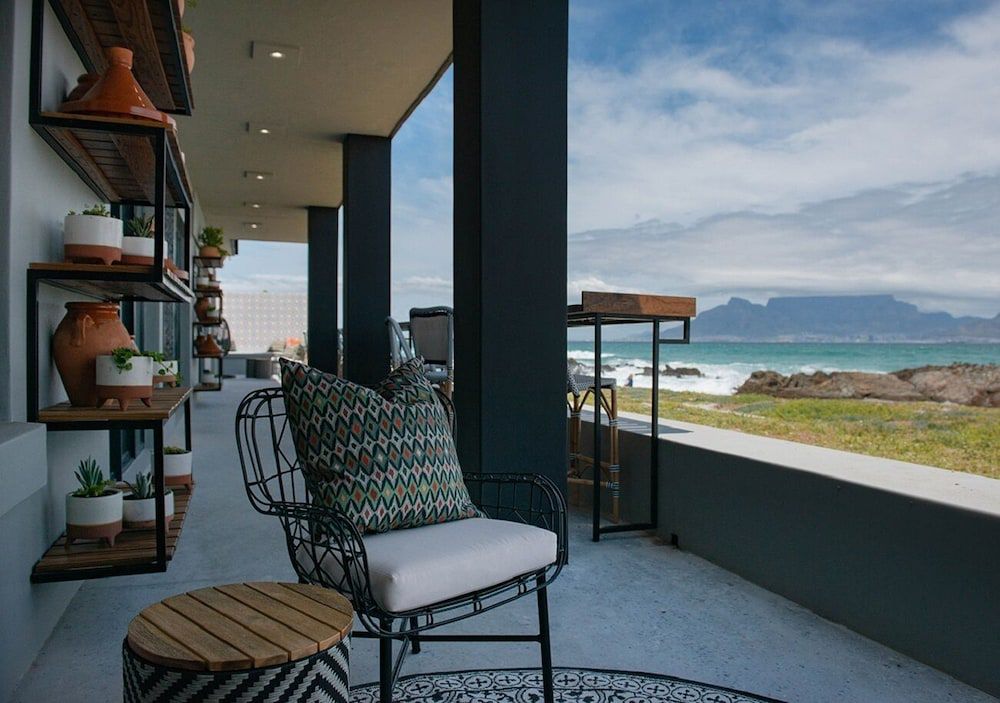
left=123, top=639, right=350, bottom=703
left=351, top=667, right=782, bottom=703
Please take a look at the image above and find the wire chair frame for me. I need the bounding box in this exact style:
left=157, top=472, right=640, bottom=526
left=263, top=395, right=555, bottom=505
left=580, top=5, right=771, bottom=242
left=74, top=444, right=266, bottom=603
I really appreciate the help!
left=234, top=387, right=566, bottom=638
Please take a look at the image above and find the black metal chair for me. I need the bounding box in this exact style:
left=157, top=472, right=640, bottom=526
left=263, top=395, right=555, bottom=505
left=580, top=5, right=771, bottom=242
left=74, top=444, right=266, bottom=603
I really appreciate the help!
left=235, top=387, right=567, bottom=703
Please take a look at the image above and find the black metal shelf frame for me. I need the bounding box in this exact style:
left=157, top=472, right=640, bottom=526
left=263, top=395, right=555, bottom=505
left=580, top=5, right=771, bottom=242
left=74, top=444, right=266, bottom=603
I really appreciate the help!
left=567, top=312, right=691, bottom=542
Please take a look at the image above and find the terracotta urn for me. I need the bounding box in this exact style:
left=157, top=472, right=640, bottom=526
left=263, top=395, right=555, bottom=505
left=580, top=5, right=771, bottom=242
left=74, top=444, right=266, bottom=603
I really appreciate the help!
left=199, top=245, right=220, bottom=258
left=52, top=303, right=133, bottom=406
left=61, top=47, right=174, bottom=127
left=194, top=296, right=212, bottom=321
left=183, top=32, right=195, bottom=73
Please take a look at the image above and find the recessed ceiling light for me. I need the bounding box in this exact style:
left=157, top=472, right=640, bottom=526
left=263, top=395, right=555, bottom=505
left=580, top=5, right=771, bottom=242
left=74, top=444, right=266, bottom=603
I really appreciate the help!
left=244, top=170, right=273, bottom=181
left=244, top=201, right=263, bottom=209
left=245, top=222, right=262, bottom=230
left=251, top=41, right=301, bottom=64
left=246, top=121, right=283, bottom=136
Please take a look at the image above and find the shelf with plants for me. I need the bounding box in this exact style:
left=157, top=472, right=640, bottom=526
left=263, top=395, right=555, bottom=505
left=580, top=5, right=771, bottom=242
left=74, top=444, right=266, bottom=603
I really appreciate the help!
left=192, top=226, right=228, bottom=392
left=43, top=0, right=194, bottom=116
left=25, top=0, right=200, bottom=583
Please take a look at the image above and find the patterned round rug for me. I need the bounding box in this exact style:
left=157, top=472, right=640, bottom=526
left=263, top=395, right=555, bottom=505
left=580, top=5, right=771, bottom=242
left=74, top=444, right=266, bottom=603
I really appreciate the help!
left=351, top=667, right=784, bottom=702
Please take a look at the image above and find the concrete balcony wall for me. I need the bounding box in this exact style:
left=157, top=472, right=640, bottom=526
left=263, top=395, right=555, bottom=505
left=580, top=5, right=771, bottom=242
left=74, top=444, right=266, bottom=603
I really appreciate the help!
left=577, top=415, right=1000, bottom=697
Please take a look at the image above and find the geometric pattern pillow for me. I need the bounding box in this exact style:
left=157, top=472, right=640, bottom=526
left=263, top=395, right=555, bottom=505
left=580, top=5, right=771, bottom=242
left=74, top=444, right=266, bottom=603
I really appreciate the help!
left=280, top=358, right=479, bottom=534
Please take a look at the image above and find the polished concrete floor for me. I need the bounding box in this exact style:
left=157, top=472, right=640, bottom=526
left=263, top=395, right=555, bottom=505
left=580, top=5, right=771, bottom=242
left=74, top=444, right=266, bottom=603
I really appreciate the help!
left=11, top=378, right=996, bottom=702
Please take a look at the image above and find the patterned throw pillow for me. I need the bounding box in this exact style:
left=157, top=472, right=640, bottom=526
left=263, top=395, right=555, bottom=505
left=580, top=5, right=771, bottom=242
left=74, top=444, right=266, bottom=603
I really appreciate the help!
left=280, top=358, right=479, bottom=533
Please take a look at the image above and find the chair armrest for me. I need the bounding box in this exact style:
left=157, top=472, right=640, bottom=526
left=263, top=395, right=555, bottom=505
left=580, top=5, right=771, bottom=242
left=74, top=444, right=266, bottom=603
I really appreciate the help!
left=270, top=501, right=379, bottom=612
left=463, top=472, right=567, bottom=564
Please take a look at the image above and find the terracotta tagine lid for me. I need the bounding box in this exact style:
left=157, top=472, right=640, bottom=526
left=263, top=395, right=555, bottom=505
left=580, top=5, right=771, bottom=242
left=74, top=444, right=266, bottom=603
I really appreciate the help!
left=65, top=73, right=100, bottom=103
left=61, top=47, right=175, bottom=128
left=196, top=334, right=223, bottom=356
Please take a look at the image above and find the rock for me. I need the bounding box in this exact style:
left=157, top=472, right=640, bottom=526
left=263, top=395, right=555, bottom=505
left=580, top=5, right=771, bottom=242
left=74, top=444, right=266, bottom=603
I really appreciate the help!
left=737, top=363, right=1000, bottom=406
left=663, top=365, right=702, bottom=377
left=738, top=370, right=924, bottom=402
left=893, top=363, right=1000, bottom=407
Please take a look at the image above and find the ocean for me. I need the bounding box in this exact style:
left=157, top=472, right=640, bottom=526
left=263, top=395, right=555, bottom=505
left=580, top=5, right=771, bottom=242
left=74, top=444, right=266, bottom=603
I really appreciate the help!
left=566, top=342, right=1000, bottom=396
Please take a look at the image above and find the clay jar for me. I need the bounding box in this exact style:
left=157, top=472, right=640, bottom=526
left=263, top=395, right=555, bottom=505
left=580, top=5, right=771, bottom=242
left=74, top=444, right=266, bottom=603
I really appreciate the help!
left=52, top=302, right=133, bottom=406
left=194, top=296, right=212, bottom=321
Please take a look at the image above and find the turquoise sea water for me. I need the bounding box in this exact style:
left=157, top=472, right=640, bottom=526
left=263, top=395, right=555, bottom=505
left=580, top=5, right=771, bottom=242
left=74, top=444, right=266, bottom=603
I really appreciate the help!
left=566, top=342, right=1000, bottom=395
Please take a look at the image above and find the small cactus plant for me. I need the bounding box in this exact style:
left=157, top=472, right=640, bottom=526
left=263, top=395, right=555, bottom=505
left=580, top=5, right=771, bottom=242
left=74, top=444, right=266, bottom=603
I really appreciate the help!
left=126, top=471, right=156, bottom=500
left=72, top=457, right=113, bottom=497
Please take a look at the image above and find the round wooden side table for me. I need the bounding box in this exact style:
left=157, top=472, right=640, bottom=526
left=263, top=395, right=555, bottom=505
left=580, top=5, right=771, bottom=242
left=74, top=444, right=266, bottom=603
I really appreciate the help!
left=123, top=582, right=353, bottom=702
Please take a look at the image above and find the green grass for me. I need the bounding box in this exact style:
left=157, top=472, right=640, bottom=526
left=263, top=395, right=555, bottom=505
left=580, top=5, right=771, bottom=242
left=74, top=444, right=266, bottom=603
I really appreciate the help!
left=614, top=388, right=1000, bottom=479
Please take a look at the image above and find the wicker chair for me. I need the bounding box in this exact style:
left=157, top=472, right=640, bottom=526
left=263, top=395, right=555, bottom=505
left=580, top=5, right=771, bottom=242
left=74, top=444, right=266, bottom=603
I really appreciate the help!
left=235, top=387, right=567, bottom=703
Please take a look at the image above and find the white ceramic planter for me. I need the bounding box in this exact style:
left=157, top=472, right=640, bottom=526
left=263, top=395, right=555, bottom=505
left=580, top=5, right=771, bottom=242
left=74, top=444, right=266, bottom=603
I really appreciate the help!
left=64, top=214, right=122, bottom=265
left=196, top=276, right=210, bottom=288
left=65, top=488, right=123, bottom=546
left=164, top=450, right=193, bottom=488
left=154, top=359, right=179, bottom=386
left=121, top=236, right=159, bottom=265
left=123, top=490, right=174, bottom=529
left=206, top=309, right=220, bottom=319
left=200, top=368, right=216, bottom=385
left=96, top=355, right=153, bottom=410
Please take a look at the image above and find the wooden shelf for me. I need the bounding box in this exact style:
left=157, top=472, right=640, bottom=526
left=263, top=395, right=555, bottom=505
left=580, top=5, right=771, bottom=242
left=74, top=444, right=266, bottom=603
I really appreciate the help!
left=193, top=352, right=223, bottom=359
left=38, top=386, right=191, bottom=426
left=32, top=112, right=191, bottom=206
left=31, top=484, right=192, bottom=583
left=194, top=382, right=221, bottom=392
left=29, top=261, right=194, bottom=303
left=50, top=0, right=193, bottom=115
left=194, top=288, right=222, bottom=295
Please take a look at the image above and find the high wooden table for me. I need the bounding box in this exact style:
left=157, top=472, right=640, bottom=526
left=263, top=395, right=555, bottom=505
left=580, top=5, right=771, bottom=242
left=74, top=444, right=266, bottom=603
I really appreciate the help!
left=568, top=291, right=696, bottom=541
left=123, top=582, right=353, bottom=702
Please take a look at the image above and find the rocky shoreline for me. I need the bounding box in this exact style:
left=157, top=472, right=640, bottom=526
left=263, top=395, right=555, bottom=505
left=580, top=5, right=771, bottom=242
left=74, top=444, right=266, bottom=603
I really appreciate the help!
left=736, top=363, right=1000, bottom=407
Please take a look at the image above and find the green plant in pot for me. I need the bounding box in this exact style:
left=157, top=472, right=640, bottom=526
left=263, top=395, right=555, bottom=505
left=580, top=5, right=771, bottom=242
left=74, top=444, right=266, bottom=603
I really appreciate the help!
left=144, top=350, right=180, bottom=387
left=65, top=457, right=122, bottom=547
left=122, top=213, right=161, bottom=265
left=163, top=445, right=194, bottom=489
left=95, top=347, right=153, bottom=410
left=123, top=471, right=173, bottom=529
left=64, top=203, right=122, bottom=265
left=198, top=226, right=228, bottom=258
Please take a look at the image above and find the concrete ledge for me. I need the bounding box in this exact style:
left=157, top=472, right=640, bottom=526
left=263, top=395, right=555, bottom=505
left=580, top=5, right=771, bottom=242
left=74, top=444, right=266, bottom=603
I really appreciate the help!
left=0, top=423, right=47, bottom=517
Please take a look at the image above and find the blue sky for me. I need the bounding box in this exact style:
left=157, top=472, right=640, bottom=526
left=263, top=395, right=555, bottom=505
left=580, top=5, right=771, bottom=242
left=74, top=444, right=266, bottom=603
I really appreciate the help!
left=223, top=0, right=1000, bottom=318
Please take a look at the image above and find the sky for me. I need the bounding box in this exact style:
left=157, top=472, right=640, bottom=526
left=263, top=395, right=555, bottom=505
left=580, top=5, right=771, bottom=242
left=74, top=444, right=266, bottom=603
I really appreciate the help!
left=222, top=0, right=1000, bottom=319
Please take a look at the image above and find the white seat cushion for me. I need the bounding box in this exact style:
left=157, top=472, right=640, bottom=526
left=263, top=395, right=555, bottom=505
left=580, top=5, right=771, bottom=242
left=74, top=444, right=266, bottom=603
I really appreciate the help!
left=300, top=517, right=557, bottom=612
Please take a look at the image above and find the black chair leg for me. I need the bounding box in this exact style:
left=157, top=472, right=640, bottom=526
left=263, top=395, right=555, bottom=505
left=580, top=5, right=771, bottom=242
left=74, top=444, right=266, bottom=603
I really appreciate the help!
left=409, top=616, right=421, bottom=654
left=537, top=576, right=554, bottom=703
left=380, top=619, right=393, bottom=703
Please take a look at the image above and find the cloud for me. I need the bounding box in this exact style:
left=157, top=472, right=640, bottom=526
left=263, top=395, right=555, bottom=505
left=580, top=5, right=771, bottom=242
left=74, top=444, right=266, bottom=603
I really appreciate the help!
left=223, top=273, right=308, bottom=293
left=567, top=3, right=1000, bottom=232
left=568, top=173, right=1000, bottom=317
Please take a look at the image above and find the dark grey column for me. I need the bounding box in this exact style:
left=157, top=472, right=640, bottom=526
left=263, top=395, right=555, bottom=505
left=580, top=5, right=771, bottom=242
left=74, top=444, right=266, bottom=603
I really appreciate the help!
left=342, top=134, right=391, bottom=386
left=307, top=206, right=339, bottom=374
left=453, top=0, right=568, bottom=490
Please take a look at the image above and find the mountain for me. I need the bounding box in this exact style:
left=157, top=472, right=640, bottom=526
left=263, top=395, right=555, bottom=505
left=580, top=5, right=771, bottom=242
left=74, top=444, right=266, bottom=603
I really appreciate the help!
left=689, top=295, right=1000, bottom=342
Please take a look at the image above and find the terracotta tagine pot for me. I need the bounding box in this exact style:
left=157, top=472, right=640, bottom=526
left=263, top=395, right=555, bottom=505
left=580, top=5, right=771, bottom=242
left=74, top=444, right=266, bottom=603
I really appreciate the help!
left=195, top=334, right=223, bottom=356
left=65, top=73, right=100, bottom=103
left=61, top=47, right=175, bottom=127
left=52, top=302, right=133, bottom=407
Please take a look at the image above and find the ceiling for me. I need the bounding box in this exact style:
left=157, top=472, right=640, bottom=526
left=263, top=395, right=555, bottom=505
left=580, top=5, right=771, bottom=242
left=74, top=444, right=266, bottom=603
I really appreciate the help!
left=177, top=1, right=452, bottom=244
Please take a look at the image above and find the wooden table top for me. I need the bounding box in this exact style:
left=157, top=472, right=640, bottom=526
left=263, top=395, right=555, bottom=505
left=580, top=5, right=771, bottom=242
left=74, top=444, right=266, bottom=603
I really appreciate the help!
left=127, top=582, right=354, bottom=672
left=567, top=291, right=696, bottom=323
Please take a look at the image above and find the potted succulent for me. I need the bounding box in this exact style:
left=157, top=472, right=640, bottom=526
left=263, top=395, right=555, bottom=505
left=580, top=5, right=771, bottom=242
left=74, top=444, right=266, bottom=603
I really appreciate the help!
left=197, top=226, right=227, bottom=258
left=121, top=214, right=163, bottom=265
left=164, top=446, right=193, bottom=488
left=195, top=274, right=211, bottom=289
left=145, top=350, right=181, bottom=387
left=123, top=471, right=173, bottom=529
left=65, top=457, right=122, bottom=547
left=200, top=366, right=216, bottom=385
left=205, top=304, right=220, bottom=320
left=64, top=204, right=122, bottom=265
left=96, top=347, right=153, bottom=410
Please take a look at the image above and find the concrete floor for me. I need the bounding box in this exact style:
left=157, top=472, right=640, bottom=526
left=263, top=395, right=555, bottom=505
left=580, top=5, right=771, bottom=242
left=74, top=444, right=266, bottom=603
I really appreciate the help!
left=11, top=378, right=996, bottom=703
